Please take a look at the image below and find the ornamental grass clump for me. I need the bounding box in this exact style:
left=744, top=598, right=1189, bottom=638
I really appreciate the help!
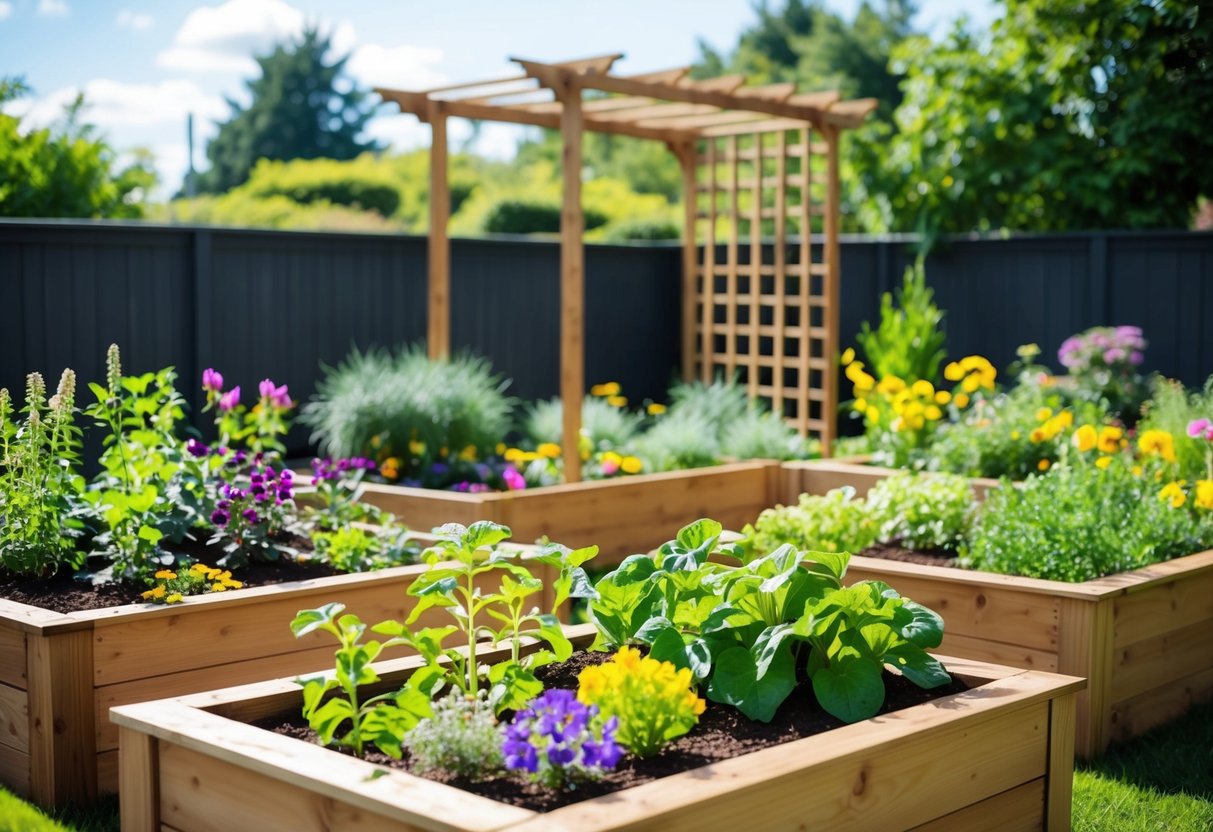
left=301, top=344, right=514, bottom=489
left=577, top=646, right=704, bottom=757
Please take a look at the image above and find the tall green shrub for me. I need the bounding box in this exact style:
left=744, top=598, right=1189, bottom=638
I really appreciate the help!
left=856, top=259, right=946, bottom=381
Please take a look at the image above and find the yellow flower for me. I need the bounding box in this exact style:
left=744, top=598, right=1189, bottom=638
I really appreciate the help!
left=934, top=390, right=951, bottom=405
left=840, top=347, right=856, bottom=365
left=1038, top=459, right=1051, bottom=471
left=960, top=355, right=992, bottom=372
left=621, top=456, right=643, bottom=474
left=876, top=375, right=906, bottom=395
left=148, top=585, right=165, bottom=599
left=852, top=397, right=868, bottom=413
left=459, top=444, right=478, bottom=461
left=1054, top=411, right=1074, bottom=429
left=408, top=439, right=426, bottom=456
left=380, top=457, right=401, bottom=480
left=944, top=362, right=964, bottom=382
left=537, top=442, right=562, bottom=459
left=1195, top=480, right=1213, bottom=510
left=1158, top=480, right=1187, bottom=509
left=646, top=402, right=667, bottom=416
left=1097, top=426, right=1123, bottom=454
left=924, top=405, right=943, bottom=421
left=911, top=379, right=935, bottom=398
left=962, top=374, right=980, bottom=393
left=1035, top=407, right=1053, bottom=422
left=1029, top=428, right=1046, bottom=444
left=504, top=447, right=525, bottom=462
left=953, top=393, right=970, bottom=409
left=607, top=395, right=628, bottom=408
left=591, top=381, right=621, bottom=397
left=1072, top=425, right=1097, bottom=453
left=1010, top=430, right=1021, bottom=441
left=166, top=593, right=183, bottom=604
left=496, top=442, right=507, bottom=455
left=191, top=563, right=210, bottom=574
left=1138, top=430, right=1177, bottom=463
left=209, top=584, right=228, bottom=593
left=1132, top=465, right=1143, bottom=477
left=154, top=570, right=177, bottom=580
left=1095, top=456, right=1113, bottom=470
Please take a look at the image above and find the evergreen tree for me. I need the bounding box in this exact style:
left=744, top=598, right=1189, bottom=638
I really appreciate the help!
left=194, top=27, right=382, bottom=194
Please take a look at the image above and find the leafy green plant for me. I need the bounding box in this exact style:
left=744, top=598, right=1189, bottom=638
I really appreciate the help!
left=749, top=487, right=878, bottom=556
left=866, top=471, right=975, bottom=551
left=590, top=519, right=950, bottom=723
left=310, top=526, right=424, bottom=573
left=402, top=689, right=503, bottom=778
left=0, top=370, right=86, bottom=575
left=301, top=344, right=514, bottom=485
left=481, top=199, right=607, bottom=234
left=576, top=646, right=704, bottom=757
left=855, top=259, right=946, bottom=382
left=964, top=460, right=1213, bottom=582
left=80, top=345, right=187, bottom=582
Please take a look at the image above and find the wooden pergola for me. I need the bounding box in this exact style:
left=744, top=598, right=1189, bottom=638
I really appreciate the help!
left=377, top=54, right=876, bottom=481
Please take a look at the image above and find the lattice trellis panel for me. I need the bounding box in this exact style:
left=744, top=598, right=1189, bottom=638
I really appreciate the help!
left=691, top=127, right=836, bottom=442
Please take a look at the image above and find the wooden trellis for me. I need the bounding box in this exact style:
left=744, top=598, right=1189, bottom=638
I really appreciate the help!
left=378, top=54, right=874, bottom=480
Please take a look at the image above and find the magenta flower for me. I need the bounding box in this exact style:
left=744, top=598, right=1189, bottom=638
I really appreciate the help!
left=259, top=378, right=291, bottom=408
left=503, top=466, right=526, bottom=491
left=219, top=386, right=241, bottom=412
left=202, top=368, right=224, bottom=393
left=1187, top=418, right=1213, bottom=441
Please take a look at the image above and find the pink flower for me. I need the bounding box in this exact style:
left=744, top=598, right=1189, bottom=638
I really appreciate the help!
left=1187, top=418, right=1213, bottom=441
left=1103, top=348, right=1126, bottom=364
left=601, top=458, right=620, bottom=476
left=503, top=466, right=526, bottom=491
left=219, top=386, right=241, bottom=412
left=259, top=378, right=291, bottom=408
left=202, top=368, right=223, bottom=393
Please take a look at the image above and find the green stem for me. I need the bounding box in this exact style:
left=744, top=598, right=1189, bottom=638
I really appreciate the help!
left=466, top=568, right=478, bottom=697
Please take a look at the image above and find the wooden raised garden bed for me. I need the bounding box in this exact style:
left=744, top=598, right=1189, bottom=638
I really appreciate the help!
left=0, top=537, right=550, bottom=806
left=783, top=457, right=1002, bottom=500
left=360, top=460, right=783, bottom=564
left=112, top=623, right=1084, bottom=832
left=781, top=459, right=1213, bottom=758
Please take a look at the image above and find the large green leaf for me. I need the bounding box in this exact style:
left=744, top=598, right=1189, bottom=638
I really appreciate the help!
left=706, top=644, right=796, bottom=722
left=811, top=657, right=885, bottom=722
left=885, top=645, right=951, bottom=689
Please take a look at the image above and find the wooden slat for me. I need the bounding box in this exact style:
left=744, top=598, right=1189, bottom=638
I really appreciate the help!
left=1056, top=597, right=1112, bottom=758
left=519, top=701, right=1053, bottom=832
left=797, top=125, right=813, bottom=436
left=747, top=131, right=762, bottom=399
left=559, top=75, right=584, bottom=483
left=700, top=138, right=717, bottom=383
left=98, top=747, right=118, bottom=794
left=0, top=744, right=29, bottom=798
left=639, top=110, right=769, bottom=131
left=772, top=129, right=787, bottom=413
left=416, top=73, right=527, bottom=95
left=940, top=633, right=1058, bottom=673
left=118, top=729, right=157, bottom=830
left=699, top=142, right=830, bottom=161
left=735, top=82, right=797, bottom=101
left=678, top=140, right=697, bottom=383
left=0, top=627, right=25, bottom=688
left=591, top=101, right=716, bottom=123
left=1046, top=693, right=1077, bottom=830
left=725, top=135, right=739, bottom=378
left=27, top=629, right=96, bottom=805
left=0, top=681, right=29, bottom=754
left=909, top=778, right=1045, bottom=831
left=1111, top=567, right=1213, bottom=647
left=821, top=126, right=841, bottom=447
left=1108, top=665, right=1213, bottom=745
left=427, top=105, right=450, bottom=359
left=1109, top=619, right=1213, bottom=703
left=790, top=90, right=843, bottom=108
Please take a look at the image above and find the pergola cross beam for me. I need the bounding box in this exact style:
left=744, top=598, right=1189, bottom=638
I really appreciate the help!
left=377, top=53, right=876, bottom=480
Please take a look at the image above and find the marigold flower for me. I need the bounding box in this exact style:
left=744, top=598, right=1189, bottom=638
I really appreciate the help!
left=911, top=379, right=935, bottom=398
left=924, top=405, right=943, bottom=421
left=934, top=390, right=951, bottom=405
left=154, top=570, right=177, bottom=580
left=1035, top=407, right=1053, bottom=422
left=1138, top=430, right=1177, bottom=463
left=840, top=347, right=855, bottom=365
left=1072, top=425, right=1097, bottom=453
left=647, top=402, right=667, bottom=415
left=876, top=375, right=906, bottom=395
left=621, top=456, right=643, bottom=474
left=166, top=593, right=184, bottom=604
left=459, top=444, right=478, bottom=461
left=607, top=395, right=628, bottom=408
left=1029, top=428, right=1046, bottom=444
left=944, top=362, right=963, bottom=382
left=537, top=442, right=561, bottom=459
left=954, top=393, right=970, bottom=409
left=1095, top=456, right=1113, bottom=470
left=1038, top=459, right=1051, bottom=471
left=590, top=381, right=622, bottom=397
left=1195, top=480, right=1213, bottom=510
left=1097, top=426, right=1124, bottom=454
left=962, top=374, right=981, bottom=394
left=1158, top=480, right=1187, bottom=509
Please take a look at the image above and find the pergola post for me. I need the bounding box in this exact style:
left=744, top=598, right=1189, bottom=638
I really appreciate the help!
left=427, top=101, right=450, bottom=360
left=675, top=140, right=698, bottom=382
left=822, top=125, right=842, bottom=455
left=557, top=73, right=585, bottom=483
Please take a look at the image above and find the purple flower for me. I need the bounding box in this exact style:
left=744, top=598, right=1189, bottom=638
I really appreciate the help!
left=258, top=378, right=291, bottom=408
left=1104, top=348, right=1126, bottom=364
left=185, top=438, right=210, bottom=458
left=242, top=508, right=259, bottom=524
left=219, top=386, right=241, bottom=412
left=210, top=508, right=229, bottom=527
left=502, top=689, right=620, bottom=788
left=202, top=368, right=224, bottom=393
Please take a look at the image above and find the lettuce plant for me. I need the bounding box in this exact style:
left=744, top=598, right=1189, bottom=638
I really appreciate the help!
left=590, top=519, right=950, bottom=724
left=865, top=471, right=975, bottom=552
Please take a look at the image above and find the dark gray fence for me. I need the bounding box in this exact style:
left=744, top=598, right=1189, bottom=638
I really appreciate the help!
left=1, top=221, right=1209, bottom=452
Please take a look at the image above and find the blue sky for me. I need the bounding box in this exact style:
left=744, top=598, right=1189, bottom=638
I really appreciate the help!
left=0, top=0, right=997, bottom=198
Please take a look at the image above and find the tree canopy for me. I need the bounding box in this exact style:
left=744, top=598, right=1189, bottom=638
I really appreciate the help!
left=0, top=77, right=156, bottom=219
left=193, top=27, right=382, bottom=194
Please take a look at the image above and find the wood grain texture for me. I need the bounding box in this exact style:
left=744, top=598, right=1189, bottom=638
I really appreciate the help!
left=0, top=627, right=26, bottom=688
left=118, top=728, right=157, bottom=832
left=1057, top=598, right=1112, bottom=759
left=1111, top=568, right=1213, bottom=647
left=558, top=71, right=584, bottom=484
left=1109, top=620, right=1213, bottom=704
left=0, top=743, right=29, bottom=798
left=27, top=629, right=96, bottom=804
left=0, top=681, right=29, bottom=754
left=1046, top=693, right=1077, bottom=832
left=1108, top=666, right=1213, bottom=745
left=426, top=105, right=450, bottom=360
left=908, top=779, right=1045, bottom=832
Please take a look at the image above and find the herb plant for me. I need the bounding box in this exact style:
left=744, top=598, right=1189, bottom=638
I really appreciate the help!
left=749, top=487, right=878, bottom=556
left=576, top=646, right=704, bottom=757
left=310, top=526, right=424, bottom=572
left=866, top=471, right=975, bottom=551
left=403, top=689, right=502, bottom=779
left=0, top=370, right=85, bottom=575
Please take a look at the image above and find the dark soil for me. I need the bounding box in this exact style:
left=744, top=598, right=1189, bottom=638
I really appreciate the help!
left=0, top=533, right=341, bottom=614
left=859, top=541, right=960, bottom=568
left=257, top=649, right=971, bottom=813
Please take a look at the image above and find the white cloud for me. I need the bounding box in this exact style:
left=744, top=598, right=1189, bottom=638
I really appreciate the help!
left=0, top=3, right=13, bottom=22
left=347, top=43, right=447, bottom=91
left=19, top=78, right=226, bottom=131
left=157, top=0, right=305, bottom=73
left=116, top=9, right=153, bottom=30
left=37, top=0, right=68, bottom=16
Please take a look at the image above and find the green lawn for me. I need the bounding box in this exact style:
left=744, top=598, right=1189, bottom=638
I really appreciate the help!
left=5, top=700, right=1210, bottom=831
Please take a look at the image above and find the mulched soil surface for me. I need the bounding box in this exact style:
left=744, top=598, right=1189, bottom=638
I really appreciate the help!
left=859, top=541, right=959, bottom=568
left=257, top=649, right=970, bottom=813
left=0, top=534, right=340, bottom=614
